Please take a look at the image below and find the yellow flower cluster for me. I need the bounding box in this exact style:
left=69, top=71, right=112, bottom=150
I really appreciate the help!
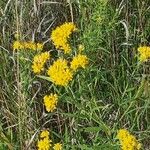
left=43, top=94, right=58, bottom=112
left=40, top=130, right=49, bottom=138
left=37, top=130, right=62, bottom=150
left=13, top=41, right=43, bottom=51
left=47, top=58, right=73, bottom=86
left=53, top=143, right=62, bottom=150
left=138, top=46, right=150, bottom=62
left=51, top=22, right=77, bottom=54
left=37, top=130, right=52, bottom=150
left=117, top=129, right=141, bottom=150
left=32, top=52, right=50, bottom=74
left=30, top=23, right=88, bottom=87
left=70, top=54, right=89, bottom=71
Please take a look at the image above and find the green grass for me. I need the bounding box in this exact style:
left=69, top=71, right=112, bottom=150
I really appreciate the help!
left=0, top=0, right=150, bottom=149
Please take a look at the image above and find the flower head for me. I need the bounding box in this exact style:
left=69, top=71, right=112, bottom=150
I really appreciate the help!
left=37, top=43, right=44, bottom=50
left=47, top=58, right=73, bottom=86
left=37, top=130, right=52, bottom=150
left=51, top=22, right=77, bottom=53
left=53, top=143, right=62, bottom=150
left=24, top=41, right=36, bottom=50
left=138, top=46, right=150, bottom=62
left=32, top=52, right=50, bottom=74
left=13, top=41, right=43, bottom=51
left=117, top=129, right=141, bottom=150
left=43, top=94, right=58, bottom=112
left=37, top=138, right=52, bottom=150
left=70, top=54, right=89, bottom=71
left=13, top=41, right=24, bottom=50
left=40, top=130, right=50, bottom=139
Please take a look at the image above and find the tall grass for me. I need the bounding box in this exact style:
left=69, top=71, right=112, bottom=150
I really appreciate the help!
left=0, top=0, right=150, bottom=149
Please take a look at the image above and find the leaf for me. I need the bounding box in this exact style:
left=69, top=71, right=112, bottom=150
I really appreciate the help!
left=36, top=75, right=51, bottom=82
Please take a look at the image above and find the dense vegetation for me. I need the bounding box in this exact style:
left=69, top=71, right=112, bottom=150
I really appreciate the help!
left=0, top=0, right=150, bottom=149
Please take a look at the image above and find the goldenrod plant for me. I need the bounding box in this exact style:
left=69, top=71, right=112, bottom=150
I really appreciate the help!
left=0, top=0, right=150, bottom=149
left=117, top=129, right=141, bottom=150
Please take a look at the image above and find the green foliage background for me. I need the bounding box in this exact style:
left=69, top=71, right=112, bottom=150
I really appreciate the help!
left=0, top=0, right=150, bottom=149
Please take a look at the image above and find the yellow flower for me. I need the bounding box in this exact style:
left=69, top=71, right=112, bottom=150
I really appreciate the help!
left=70, top=54, right=89, bottom=71
left=37, top=43, right=44, bottom=50
left=24, top=41, right=36, bottom=50
left=13, top=41, right=23, bottom=50
left=12, top=41, right=43, bottom=51
left=53, top=143, right=62, bottom=150
left=37, top=130, right=52, bottom=150
left=51, top=22, right=77, bottom=53
left=40, top=130, right=50, bottom=138
left=37, top=138, right=52, bottom=150
left=43, top=94, right=58, bottom=112
left=117, top=129, right=141, bottom=150
left=47, top=58, right=73, bottom=86
left=138, top=46, right=150, bottom=62
left=32, top=52, right=50, bottom=74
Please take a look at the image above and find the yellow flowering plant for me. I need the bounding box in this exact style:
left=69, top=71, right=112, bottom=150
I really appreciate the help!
left=13, top=22, right=89, bottom=149
left=117, top=129, right=141, bottom=150
left=47, top=58, right=73, bottom=86
left=6, top=1, right=148, bottom=148
left=53, top=143, right=62, bottom=150
left=43, top=94, right=58, bottom=112
left=37, top=130, right=62, bottom=150
left=37, top=130, right=52, bottom=150
left=70, top=54, right=89, bottom=72
left=51, top=22, right=77, bottom=54
left=137, top=46, right=150, bottom=62
left=32, top=52, right=50, bottom=74
left=13, top=41, right=43, bottom=51
left=31, top=22, right=89, bottom=149
left=34, top=23, right=89, bottom=87
left=40, top=130, right=50, bottom=138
